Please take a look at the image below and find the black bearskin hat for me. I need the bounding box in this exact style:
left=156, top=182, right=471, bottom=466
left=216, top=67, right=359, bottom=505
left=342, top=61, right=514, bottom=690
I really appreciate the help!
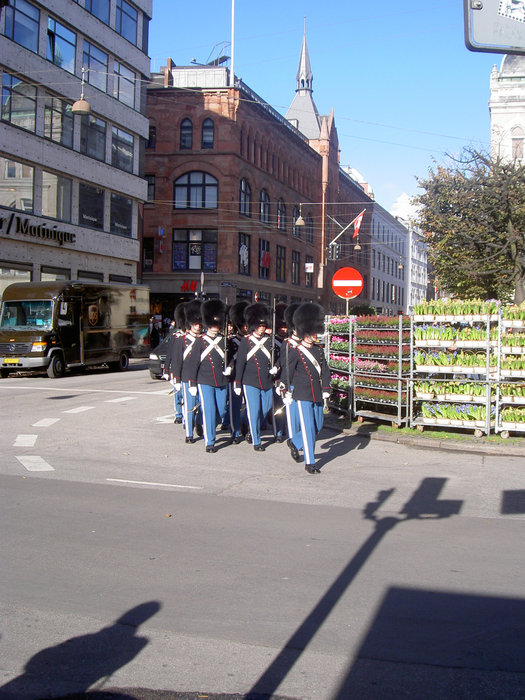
left=275, top=302, right=288, bottom=330
left=202, top=298, right=226, bottom=329
left=244, top=302, right=271, bottom=333
left=229, top=301, right=249, bottom=332
left=184, top=300, right=202, bottom=329
left=284, top=303, right=301, bottom=335
left=293, top=303, right=325, bottom=339
left=174, top=303, right=186, bottom=330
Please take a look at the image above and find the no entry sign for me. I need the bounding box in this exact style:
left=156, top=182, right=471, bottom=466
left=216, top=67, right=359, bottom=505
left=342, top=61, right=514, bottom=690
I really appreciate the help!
left=331, top=267, right=363, bottom=299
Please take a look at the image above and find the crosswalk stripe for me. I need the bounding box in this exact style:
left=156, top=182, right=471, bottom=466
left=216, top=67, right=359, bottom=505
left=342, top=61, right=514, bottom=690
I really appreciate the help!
left=104, top=396, right=138, bottom=403
left=16, top=456, right=54, bottom=472
left=63, top=406, right=95, bottom=414
left=13, top=435, right=37, bottom=447
left=32, top=418, right=60, bottom=427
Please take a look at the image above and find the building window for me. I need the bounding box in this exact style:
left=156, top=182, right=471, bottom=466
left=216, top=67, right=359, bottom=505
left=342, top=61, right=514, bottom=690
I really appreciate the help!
left=85, top=0, right=110, bottom=24
left=291, top=250, right=300, bottom=285
left=78, top=270, right=104, bottom=282
left=111, top=126, right=134, bottom=172
left=116, top=0, right=138, bottom=45
left=146, top=126, right=156, bottom=149
left=512, top=126, right=524, bottom=161
left=78, top=182, right=104, bottom=229
left=42, top=171, right=72, bottom=222
left=306, top=214, right=314, bottom=243
left=80, top=114, right=107, bottom=161
left=1, top=73, right=36, bottom=132
left=259, top=189, right=270, bottom=224
left=0, top=156, right=34, bottom=212
left=47, top=18, right=76, bottom=73
left=238, top=233, right=250, bottom=275
left=292, top=205, right=300, bottom=237
left=44, top=95, right=73, bottom=147
left=113, top=61, right=135, bottom=108
left=276, top=245, right=286, bottom=283
left=201, top=118, right=214, bottom=149
left=305, top=255, right=313, bottom=288
left=259, top=239, right=270, bottom=279
left=180, top=118, right=193, bottom=149
left=110, top=192, right=132, bottom=236
left=109, top=274, right=132, bottom=284
left=83, top=41, right=108, bottom=93
left=239, top=178, right=251, bottom=217
left=277, top=199, right=286, bottom=231
left=172, top=229, right=218, bottom=272
left=174, top=171, right=218, bottom=209
left=142, top=237, right=154, bottom=272
left=145, top=175, right=155, bottom=202
left=3, top=0, right=39, bottom=53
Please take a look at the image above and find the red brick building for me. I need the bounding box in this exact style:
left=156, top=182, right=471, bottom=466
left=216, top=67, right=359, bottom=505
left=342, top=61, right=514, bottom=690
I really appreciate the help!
left=142, top=39, right=374, bottom=317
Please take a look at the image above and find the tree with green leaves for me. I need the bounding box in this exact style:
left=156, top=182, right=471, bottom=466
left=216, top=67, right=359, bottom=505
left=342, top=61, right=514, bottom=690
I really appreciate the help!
left=416, top=149, right=525, bottom=303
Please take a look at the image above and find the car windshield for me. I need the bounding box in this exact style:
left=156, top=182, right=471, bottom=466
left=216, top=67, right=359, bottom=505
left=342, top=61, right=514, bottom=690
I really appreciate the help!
left=0, top=300, right=53, bottom=330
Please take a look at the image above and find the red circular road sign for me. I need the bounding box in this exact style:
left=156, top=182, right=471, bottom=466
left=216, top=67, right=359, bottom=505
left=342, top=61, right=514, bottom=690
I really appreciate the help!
left=331, top=267, right=364, bottom=299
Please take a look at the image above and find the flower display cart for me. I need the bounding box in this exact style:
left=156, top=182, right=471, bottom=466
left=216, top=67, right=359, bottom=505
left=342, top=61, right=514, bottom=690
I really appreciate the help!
left=495, top=310, right=525, bottom=439
left=352, top=315, right=410, bottom=428
left=410, top=300, right=498, bottom=437
left=326, top=316, right=352, bottom=415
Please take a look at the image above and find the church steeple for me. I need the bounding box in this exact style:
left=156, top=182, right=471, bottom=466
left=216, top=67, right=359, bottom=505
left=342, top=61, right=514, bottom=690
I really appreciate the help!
left=296, top=29, right=313, bottom=94
left=285, top=23, right=321, bottom=140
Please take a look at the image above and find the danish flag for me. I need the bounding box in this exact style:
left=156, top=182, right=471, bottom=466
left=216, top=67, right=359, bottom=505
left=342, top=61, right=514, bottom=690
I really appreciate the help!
left=352, top=210, right=365, bottom=238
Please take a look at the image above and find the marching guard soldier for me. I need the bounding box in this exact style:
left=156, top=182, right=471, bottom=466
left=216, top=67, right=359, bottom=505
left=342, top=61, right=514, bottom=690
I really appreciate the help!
left=226, top=300, right=249, bottom=444
left=279, top=303, right=301, bottom=443
left=234, top=302, right=278, bottom=451
left=284, top=303, right=331, bottom=473
left=186, top=299, right=229, bottom=453
left=168, top=300, right=203, bottom=444
left=272, top=302, right=288, bottom=442
left=164, top=303, right=186, bottom=423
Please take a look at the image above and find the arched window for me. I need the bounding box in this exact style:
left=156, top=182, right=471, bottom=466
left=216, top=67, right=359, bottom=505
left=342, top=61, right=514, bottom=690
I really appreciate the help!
left=239, top=178, right=251, bottom=217
left=292, top=206, right=300, bottom=237
left=201, top=118, right=214, bottom=149
left=180, top=118, right=193, bottom=149
left=512, top=126, right=524, bottom=161
left=277, top=198, right=286, bottom=231
left=259, top=189, right=270, bottom=224
left=174, top=171, right=218, bottom=209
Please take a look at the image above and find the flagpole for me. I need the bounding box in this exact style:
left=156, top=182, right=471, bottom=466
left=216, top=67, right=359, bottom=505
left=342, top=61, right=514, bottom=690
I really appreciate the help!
left=230, top=0, right=235, bottom=87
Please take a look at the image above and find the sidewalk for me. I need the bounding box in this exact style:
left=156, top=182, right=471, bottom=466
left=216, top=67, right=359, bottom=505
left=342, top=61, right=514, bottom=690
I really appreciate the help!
left=322, top=411, right=525, bottom=458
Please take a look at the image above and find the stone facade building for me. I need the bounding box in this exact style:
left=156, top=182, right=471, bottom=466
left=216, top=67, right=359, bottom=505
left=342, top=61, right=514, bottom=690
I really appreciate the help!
left=0, top=0, right=151, bottom=297
left=489, top=55, right=525, bottom=164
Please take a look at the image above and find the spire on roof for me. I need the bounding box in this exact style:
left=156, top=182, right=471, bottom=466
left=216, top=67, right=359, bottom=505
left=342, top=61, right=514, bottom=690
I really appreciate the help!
left=296, top=20, right=313, bottom=94
left=285, top=22, right=321, bottom=140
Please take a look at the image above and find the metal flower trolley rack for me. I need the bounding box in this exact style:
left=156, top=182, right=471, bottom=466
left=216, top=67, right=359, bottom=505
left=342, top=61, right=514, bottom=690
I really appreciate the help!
left=495, top=313, right=525, bottom=439
left=326, top=315, right=352, bottom=415
left=352, top=315, right=410, bottom=428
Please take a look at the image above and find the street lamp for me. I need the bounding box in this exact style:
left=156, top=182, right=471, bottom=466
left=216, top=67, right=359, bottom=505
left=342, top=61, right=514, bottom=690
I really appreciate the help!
left=71, top=67, right=90, bottom=115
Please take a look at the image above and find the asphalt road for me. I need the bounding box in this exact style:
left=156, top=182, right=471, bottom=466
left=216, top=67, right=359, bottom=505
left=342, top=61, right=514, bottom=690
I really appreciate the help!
left=1, top=365, right=524, bottom=700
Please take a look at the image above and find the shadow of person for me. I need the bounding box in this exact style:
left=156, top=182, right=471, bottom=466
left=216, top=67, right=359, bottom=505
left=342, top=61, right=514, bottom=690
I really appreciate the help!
left=313, top=429, right=372, bottom=471
left=0, top=601, right=161, bottom=700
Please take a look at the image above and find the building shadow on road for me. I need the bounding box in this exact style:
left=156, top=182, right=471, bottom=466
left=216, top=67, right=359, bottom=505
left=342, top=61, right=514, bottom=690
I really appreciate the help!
left=0, top=601, right=161, bottom=700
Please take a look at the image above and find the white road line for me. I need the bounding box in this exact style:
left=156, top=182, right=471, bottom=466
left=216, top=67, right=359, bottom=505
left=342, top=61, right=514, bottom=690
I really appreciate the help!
left=106, top=478, right=202, bottom=490
left=151, top=389, right=171, bottom=395
left=63, top=406, right=95, bottom=414
left=0, top=386, right=170, bottom=396
left=104, top=396, right=138, bottom=403
left=13, top=434, right=37, bottom=447
left=32, top=418, right=60, bottom=427
left=16, top=456, right=54, bottom=472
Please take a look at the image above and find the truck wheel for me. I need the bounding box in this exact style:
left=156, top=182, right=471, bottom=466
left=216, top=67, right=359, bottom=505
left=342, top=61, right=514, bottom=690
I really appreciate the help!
left=1, top=369, right=10, bottom=378
left=111, top=351, right=130, bottom=371
left=47, top=353, right=65, bottom=378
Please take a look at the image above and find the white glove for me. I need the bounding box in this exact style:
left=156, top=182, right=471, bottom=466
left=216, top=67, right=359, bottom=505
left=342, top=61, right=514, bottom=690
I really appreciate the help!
left=276, top=381, right=286, bottom=397
left=173, top=382, right=181, bottom=392
left=322, top=391, right=330, bottom=400
left=283, top=392, right=293, bottom=406
left=269, top=366, right=278, bottom=376
left=234, top=386, right=242, bottom=396
left=188, top=386, right=198, bottom=397
left=162, top=373, right=169, bottom=380
left=223, top=366, right=233, bottom=376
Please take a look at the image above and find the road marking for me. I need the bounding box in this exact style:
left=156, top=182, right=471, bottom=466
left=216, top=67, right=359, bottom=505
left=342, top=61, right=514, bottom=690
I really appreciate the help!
left=32, top=418, right=60, bottom=427
left=156, top=414, right=175, bottom=424
left=104, top=396, right=138, bottom=403
left=0, top=386, right=171, bottom=397
left=151, top=389, right=171, bottom=395
left=106, top=478, right=202, bottom=490
left=63, top=406, right=95, bottom=414
left=16, top=456, right=54, bottom=472
left=13, top=434, right=37, bottom=447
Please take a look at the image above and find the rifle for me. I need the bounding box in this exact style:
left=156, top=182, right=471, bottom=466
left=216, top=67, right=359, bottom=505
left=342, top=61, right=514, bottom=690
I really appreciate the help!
left=223, top=307, right=229, bottom=372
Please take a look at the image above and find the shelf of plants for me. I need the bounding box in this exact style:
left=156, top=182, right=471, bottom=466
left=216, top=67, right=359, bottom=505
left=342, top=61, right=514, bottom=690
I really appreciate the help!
left=411, top=299, right=525, bottom=437
left=352, top=314, right=410, bottom=427
left=326, top=315, right=352, bottom=414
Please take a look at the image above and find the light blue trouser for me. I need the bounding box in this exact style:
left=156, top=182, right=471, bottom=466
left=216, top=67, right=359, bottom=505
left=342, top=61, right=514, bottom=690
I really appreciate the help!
left=285, top=386, right=300, bottom=440
left=173, top=386, right=183, bottom=419
left=198, top=384, right=228, bottom=447
left=243, top=385, right=273, bottom=446
left=229, top=383, right=248, bottom=438
left=182, top=382, right=201, bottom=439
left=292, top=400, right=324, bottom=466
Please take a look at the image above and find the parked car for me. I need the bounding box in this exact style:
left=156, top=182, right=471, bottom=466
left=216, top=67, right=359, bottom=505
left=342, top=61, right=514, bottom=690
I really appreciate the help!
left=148, top=335, right=172, bottom=379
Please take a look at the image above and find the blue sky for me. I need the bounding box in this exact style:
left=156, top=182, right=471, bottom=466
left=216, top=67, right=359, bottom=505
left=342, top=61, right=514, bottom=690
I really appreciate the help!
left=148, top=0, right=505, bottom=216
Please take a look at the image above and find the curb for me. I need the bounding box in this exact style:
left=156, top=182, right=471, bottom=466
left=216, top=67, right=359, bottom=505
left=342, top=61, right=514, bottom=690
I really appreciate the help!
left=322, top=414, right=525, bottom=458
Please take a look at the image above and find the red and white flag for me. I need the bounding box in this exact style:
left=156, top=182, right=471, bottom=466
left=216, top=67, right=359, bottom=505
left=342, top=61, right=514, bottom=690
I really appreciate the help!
left=352, top=210, right=365, bottom=238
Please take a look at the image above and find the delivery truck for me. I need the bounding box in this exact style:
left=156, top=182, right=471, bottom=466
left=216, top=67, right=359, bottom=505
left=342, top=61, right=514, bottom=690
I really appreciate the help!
left=0, top=281, right=149, bottom=378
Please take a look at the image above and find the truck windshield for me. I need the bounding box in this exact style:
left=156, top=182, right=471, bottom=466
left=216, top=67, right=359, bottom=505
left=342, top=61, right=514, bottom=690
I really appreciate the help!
left=0, top=300, right=53, bottom=330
